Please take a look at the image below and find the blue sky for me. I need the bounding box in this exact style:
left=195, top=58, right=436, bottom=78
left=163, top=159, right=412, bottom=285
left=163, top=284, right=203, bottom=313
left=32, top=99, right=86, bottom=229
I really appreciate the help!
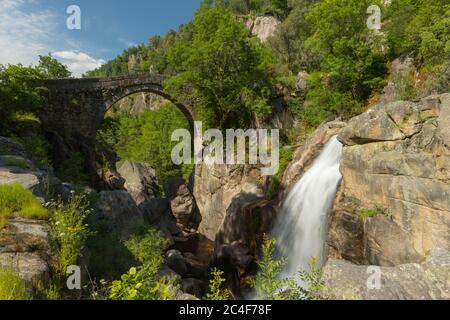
left=0, top=0, right=201, bottom=76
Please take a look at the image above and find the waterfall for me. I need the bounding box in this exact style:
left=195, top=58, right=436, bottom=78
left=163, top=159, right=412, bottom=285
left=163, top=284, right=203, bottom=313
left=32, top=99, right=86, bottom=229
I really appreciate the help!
left=272, top=136, right=343, bottom=281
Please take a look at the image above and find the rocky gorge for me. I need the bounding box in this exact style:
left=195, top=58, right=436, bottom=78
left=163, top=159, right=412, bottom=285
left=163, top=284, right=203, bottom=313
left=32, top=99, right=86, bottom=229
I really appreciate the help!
left=1, top=92, right=449, bottom=300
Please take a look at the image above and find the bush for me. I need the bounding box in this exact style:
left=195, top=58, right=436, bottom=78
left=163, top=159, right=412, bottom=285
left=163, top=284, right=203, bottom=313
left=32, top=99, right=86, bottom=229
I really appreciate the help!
left=0, top=184, right=49, bottom=229
left=205, top=268, right=230, bottom=300
left=50, top=194, right=93, bottom=275
left=248, top=235, right=291, bottom=300
left=0, top=268, right=29, bottom=300
left=249, top=235, right=332, bottom=300
left=108, top=228, right=177, bottom=300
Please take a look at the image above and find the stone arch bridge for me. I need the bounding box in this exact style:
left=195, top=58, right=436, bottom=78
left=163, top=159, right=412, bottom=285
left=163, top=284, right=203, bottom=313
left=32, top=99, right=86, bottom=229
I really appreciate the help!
left=34, top=74, right=194, bottom=188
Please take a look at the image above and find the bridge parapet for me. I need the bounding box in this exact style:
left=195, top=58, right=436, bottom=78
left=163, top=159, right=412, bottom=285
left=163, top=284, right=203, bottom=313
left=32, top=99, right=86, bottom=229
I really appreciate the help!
left=34, top=74, right=166, bottom=92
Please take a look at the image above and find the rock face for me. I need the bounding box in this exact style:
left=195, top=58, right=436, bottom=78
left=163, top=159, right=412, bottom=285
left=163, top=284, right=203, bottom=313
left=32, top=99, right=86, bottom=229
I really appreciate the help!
left=246, top=15, right=280, bottom=42
left=323, top=249, right=450, bottom=300
left=164, top=177, right=200, bottom=230
left=112, top=92, right=169, bottom=114
left=193, top=164, right=264, bottom=241
left=329, top=94, right=450, bottom=268
left=118, top=160, right=160, bottom=205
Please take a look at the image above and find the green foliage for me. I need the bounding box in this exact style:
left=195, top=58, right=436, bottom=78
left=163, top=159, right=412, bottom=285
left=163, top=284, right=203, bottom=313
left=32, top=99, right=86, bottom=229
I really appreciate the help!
left=249, top=235, right=331, bottom=300
left=108, top=228, right=177, bottom=300
left=294, top=257, right=331, bottom=300
left=205, top=268, right=230, bottom=300
left=165, top=4, right=275, bottom=129
left=0, top=64, right=45, bottom=130
left=50, top=194, right=92, bottom=275
left=267, top=145, right=293, bottom=199
left=110, top=104, right=193, bottom=182
left=248, top=235, right=291, bottom=300
left=36, top=54, right=72, bottom=79
left=0, top=268, right=29, bottom=300
left=124, top=228, right=168, bottom=266
left=359, top=205, right=389, bottom=219
left=268, top=0, right=319, bottom=72
left=0, top=184, right=49, bottom=229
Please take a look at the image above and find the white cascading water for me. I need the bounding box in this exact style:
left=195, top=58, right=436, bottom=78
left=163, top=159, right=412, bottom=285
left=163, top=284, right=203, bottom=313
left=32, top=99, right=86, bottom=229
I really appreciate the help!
left=272, top=136, right=343, bottom=282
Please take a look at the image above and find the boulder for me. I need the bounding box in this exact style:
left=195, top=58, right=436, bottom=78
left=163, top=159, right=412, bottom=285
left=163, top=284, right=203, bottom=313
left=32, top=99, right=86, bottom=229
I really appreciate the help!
left=181, top=278, right=207, bottom=299
left=322, top=249, right=450, bottom=300
left=0, top=137, right=31, bottom=159
left=91, top=191, right=144, bottom=237
left=164, top=177, right=199, bottom=229
left=0, top=217, right=51, bottom=284
left=194, top=164, right=264, bottom=241
left=165, top=250, right=188, bottom=276
left=159, top=265, right=182, bottom=285
left=118, top=160, right=160, bottom=205
left=338, top=109, right=405, bottom=146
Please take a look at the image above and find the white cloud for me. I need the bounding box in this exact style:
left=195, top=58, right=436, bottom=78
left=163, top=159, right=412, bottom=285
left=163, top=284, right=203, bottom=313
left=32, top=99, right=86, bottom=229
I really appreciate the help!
left=52, top=51, right=105, bottom=77
left=0, top=0, right=105, bottom=77
left=0, top=0, right=58, bottom=66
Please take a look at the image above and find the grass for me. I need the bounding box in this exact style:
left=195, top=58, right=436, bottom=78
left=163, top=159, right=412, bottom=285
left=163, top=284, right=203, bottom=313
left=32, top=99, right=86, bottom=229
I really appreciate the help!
left=359, top=205, right=388, bottom=219
left=0, top=184, right=49, bottom=229
left=0, top=268, right=29, bottom=300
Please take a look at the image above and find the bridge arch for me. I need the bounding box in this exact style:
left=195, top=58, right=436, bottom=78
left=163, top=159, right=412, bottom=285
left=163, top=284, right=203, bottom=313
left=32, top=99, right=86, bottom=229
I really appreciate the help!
left=33, top=74, right=196, bottom=189
left=103, top=83, right=195, bottom=132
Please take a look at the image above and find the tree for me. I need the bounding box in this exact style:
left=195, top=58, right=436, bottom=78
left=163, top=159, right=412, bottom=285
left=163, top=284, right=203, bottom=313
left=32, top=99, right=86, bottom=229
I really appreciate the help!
left=37, top=54, right=72, bottom=79
left=0, top=64, right=44, bottom=130
left=165, top=3, right=275, bottom=129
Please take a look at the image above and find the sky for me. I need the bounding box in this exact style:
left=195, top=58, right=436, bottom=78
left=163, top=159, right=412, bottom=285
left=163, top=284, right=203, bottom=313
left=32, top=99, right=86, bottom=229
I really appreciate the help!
left=0, top=0, right=201, bottom=76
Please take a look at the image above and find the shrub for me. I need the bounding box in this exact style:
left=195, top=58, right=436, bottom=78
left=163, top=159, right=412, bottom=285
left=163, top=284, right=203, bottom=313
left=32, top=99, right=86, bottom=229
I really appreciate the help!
left=0, top=268, right=29, bottom=300
left=249, top=235, right=332, bottom=300
left=108, top=228, right=177, bottom=300
left=205, top=268, right=230, bottom=300
left=50, top=194, right=93, bottom=275
left=248, top=235, right=291, bottom=300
